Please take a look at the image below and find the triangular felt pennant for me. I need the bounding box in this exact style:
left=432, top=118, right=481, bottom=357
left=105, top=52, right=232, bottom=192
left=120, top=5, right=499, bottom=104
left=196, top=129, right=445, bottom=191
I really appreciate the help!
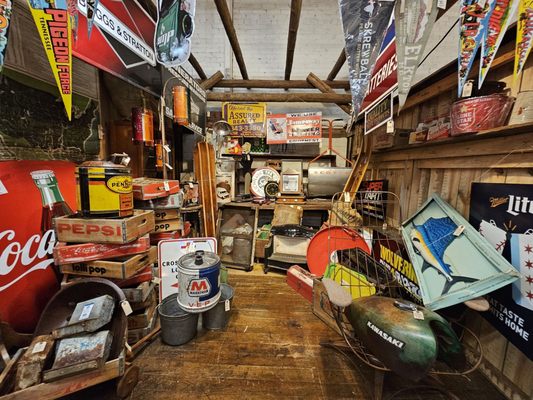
left=0, top=0, right=13, bottom=72
left=395, top=0, right=439, bottom=109
left=155, top=0, right=196, bottom=67
left=458, top=0, right=491, bottom=97
left=26, top=2, right=72, bottom=120
left=339, top=0, right=396, bottom=117
left=479, top=0, right=518, bottom=87
left=67, top=0, right=79, bottom=43
left=86, top=0, right=99, bottom=39
left=513, top=0, right=533, bottom=82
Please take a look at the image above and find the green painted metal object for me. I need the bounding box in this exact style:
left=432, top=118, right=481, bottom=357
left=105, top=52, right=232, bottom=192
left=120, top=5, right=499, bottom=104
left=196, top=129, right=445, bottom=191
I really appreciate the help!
left=347, top=296, right=465, bottom=381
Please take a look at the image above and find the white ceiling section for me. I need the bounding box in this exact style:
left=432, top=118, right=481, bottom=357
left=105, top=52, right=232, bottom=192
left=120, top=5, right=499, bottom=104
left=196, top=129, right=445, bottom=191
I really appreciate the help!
left=182, top=0, right=462, bottom=118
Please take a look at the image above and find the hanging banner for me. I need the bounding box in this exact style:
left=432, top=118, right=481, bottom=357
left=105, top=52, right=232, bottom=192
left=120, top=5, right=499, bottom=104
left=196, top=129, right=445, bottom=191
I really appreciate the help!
left=267, top=112, right=322, bottom=144
left=513, top=0, right=533, bottom=81
left=222, top=103, right=266, bottom=137
left=395, top=0, right=439, bottom=109
left=360, top=16, right=397, bottom=114
left=0, top=0, right=12, bottom=71
left=479, top=0, right=518, bottom=87
left=155, top=0, right=196, bottom=67
left=339, top=0, right=396, bottom=116
left=469, top=183, right=533, bottom=360
left=86, top=0, right=99, bottom=38
left=67, top=0, right=79, bottom=42
left=458, top=0, right=491, bottom=97
left=26, top=0, right=73, bottom=120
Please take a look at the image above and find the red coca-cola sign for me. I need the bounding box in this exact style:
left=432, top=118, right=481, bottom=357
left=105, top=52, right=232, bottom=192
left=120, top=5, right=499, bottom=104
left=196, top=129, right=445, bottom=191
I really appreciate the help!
left=0, top=161, right=76, bottom=332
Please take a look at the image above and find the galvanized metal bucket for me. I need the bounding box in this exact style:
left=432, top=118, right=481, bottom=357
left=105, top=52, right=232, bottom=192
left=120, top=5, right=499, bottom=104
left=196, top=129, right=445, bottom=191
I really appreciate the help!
left=158, top=294, right=198, bottom=346
left=202, top=284, right=234, bottom=330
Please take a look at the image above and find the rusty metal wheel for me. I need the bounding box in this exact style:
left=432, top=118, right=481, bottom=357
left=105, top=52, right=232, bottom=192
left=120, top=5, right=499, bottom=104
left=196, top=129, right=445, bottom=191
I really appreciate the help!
left=116, top=365, right=140, bottom=399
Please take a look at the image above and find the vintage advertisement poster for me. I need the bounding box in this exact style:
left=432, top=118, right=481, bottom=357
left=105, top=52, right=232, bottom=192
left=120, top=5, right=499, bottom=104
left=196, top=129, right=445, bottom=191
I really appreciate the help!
left=74, top=0, right=160, bottom=96
left=26, top=0, right=73, bottom=120
left=360, top=16, right=397, bottom=114
left=266, top=113, right=288, bottom=144
left=339, top=0, right=396, bottom=116
left=286, top=112, right=322, bottom=144
left=458, top=0, right=491, bottom=97
left=372, top=230, right=422, bottom=303
left=402, top=194, right=519, bottom=311
left=479, top=0, right=518, bottom=86
left=0, top=0, right=12, bottom=71
left=469, top=183, right=533, bottom=359
left=0, top=161, right=77, bottom=332
left=513, top=0, right=533, bottom=81
left=155, top=0, right=196, bottom=67
left=222, top=103, right=266, bottom=137
left=395, top=0, right=438, bottom=109
left=364, top=92, right=392, bottom=134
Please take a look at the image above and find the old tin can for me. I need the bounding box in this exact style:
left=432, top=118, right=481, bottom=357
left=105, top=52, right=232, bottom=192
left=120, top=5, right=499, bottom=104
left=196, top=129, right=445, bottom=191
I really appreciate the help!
left=76, top=161, right=133, bottom=218
left=132, top=107, right=154, bottom=146
left=177, top=250, right=221, bottom=313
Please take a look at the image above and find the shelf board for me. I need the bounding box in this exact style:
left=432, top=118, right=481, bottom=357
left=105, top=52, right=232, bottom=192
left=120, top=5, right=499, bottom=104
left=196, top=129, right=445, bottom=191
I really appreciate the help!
left=221, top=153, right=336, bottom=160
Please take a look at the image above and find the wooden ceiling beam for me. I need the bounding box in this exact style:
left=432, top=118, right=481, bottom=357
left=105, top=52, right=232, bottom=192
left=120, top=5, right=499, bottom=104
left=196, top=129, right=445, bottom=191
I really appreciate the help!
left=210, top=79, right=350, bottom=89
left=284, top=0, right=303, bottom=80
left=307, top=72, right=351, bottom=114
left=188, top=53, right=207, bottom=80
left=206, top=92, right=351, bottom=103
left=214, top=0, right=249, bottom=80
left=327, top=49, right=347, bottom=81
left=200, top=71, right=224, bottom=90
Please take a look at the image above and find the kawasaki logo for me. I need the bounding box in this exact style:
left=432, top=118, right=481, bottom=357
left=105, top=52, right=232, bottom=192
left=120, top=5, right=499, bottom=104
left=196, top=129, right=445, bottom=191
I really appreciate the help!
left=367, top=321, right=405, bottom=349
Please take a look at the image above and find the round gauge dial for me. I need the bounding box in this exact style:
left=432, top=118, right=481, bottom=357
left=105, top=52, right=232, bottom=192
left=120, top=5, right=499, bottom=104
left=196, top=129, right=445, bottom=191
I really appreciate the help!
left=250, top=167, right=280, bottom=197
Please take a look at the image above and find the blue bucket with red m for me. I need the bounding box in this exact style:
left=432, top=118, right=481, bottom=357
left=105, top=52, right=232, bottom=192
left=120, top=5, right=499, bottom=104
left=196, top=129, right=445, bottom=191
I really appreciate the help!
left=177, top=250, right=221, bottom=313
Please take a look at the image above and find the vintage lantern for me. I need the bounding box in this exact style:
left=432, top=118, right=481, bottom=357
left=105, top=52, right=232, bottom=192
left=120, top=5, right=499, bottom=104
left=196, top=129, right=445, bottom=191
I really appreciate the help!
left=173, top=85, right=189, bottom=125
left=132, top=107, right=154, bottom=146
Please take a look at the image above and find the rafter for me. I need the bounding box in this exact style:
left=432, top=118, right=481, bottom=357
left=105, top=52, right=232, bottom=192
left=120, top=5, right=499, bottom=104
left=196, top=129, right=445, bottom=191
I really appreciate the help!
left=210, top=79, right=350, bottom=89
left=214, top=0, right=249, bottom=80
left=200, top=71, right=224, bottom=90
left=327, top=49, right=347, bottom=81
left=188, top=53, right=207, bottom=80
left=284, top=0, right=303, bottom=80
left=307, top=72, right=351, bottom=114
left=206, top=92, right=351, bottom=103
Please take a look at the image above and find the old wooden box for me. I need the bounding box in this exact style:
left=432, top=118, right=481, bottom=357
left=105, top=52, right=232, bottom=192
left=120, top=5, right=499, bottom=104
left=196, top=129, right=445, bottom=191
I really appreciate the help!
left=286, top=266, right=314, bottom=303
left=127, top=301, right=157, bottom=330
left=127, top=312, right=158, bottom=344
left=53, top=210, right=155, bottom=244
left=153, top=218, right=183, bottom=233
left=154, top=209, right=181, bottom=221
left=53, top=235, right=151, bottom=265
left=109, top=265, right=153, bottom=288
left=122, top=282, right=154, bottom=303
left=60, top=247, right=157, bottom=279
left=14, top=336, right=55, bottom=390
left=132, top=178, right=180, bottom=200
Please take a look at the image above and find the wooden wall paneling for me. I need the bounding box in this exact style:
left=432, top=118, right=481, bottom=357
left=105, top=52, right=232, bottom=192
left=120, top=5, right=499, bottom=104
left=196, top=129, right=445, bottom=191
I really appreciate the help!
left=454, top=168, right=476, bottom=217
left=416, top=169, right=431, bottom=210
left=478, top=318, right=509, bottom=370
left=406, top=161, right=422, bottom=218
left=427, top=169, right=444, bottom=198
left=438, top=169, right=453, bottom=204
left=518, top=56, right=533, bottom=92
left=504, top=169, right=533, bottom=184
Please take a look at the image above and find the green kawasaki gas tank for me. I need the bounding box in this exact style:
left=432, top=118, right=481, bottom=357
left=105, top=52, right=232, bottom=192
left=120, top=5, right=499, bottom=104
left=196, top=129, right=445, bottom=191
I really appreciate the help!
left=347, top=296, right=465, bottom=381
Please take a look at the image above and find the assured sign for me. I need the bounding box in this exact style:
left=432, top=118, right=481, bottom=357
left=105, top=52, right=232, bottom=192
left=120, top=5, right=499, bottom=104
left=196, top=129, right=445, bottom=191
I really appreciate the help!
left=223, top=103, right=267, bottom=137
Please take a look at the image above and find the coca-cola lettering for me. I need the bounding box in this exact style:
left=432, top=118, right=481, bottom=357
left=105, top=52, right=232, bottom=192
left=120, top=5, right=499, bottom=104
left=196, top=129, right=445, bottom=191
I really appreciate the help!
left=0, top=229, right=56, bottom=291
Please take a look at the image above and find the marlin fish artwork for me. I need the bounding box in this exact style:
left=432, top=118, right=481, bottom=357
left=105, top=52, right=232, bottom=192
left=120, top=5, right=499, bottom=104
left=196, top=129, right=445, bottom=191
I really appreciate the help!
left=410, top=217, right=477, bottom=294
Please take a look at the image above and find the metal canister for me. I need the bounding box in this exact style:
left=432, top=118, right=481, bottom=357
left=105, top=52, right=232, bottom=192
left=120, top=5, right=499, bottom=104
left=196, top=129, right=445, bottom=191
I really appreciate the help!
left=76, top=161, right=133, bottom=218
left=172, top=86, right=188, bottom=126
left=132, top=107, right=154, bottom=146
left=177, top=250, right=220, bottom=313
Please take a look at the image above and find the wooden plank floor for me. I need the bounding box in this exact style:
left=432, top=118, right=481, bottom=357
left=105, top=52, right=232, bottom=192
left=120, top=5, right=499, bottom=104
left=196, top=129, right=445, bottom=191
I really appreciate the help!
left=69, top=273, right=506, bottom=400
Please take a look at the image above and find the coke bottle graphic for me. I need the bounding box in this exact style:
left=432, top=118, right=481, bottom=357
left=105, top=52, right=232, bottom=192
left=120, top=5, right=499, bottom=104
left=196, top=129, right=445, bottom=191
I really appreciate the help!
left=30, top=170, right=73, bottom=233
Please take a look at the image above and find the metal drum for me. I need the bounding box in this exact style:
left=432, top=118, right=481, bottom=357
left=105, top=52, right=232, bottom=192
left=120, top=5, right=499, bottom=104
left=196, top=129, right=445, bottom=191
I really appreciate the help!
left=76, top=161, right=133, bottom=218
left=177, top=250, right=221, bottom=313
